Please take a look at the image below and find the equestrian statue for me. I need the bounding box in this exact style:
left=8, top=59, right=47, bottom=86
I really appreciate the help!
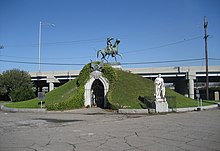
left=97, top=37, right=122, bottom=62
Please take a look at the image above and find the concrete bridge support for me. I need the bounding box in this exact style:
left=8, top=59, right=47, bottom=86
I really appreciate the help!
left=49, top=82, right=54, bottom=92
left=174, top=71, right=196, bottom=99
left=188, top=79, right=195, bottom=99
left=46, top=76, right=60, bottom=92
left=187, top=71, right=196, bottom=99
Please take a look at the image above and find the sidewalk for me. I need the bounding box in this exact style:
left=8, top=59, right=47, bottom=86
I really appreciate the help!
left=0, top=104, right=114, bottom=114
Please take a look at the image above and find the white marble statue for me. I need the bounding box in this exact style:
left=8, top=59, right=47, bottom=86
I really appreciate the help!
left=154, top=74, right=166, bottom=100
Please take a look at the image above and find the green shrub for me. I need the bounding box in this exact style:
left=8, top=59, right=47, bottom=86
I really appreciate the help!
left=102, top=64, right=117, bottom=84
left=76, top=63, right=91, bottom=87
left=0, top=69, right=35, bottom=102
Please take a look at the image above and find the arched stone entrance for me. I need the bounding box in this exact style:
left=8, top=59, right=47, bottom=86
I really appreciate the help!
left=84, top=71, right=109, bottom=108
left=91, top=79, right=104, bottom=107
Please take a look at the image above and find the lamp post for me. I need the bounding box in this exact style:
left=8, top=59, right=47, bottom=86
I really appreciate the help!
left=38, top=21, right=42, bottom=74
left=38, top=21, right=55, bottom=74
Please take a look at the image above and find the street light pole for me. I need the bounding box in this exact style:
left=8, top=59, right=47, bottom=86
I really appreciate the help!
left=38, top=21, right=42, bottom=73
left=37, top=21, right=54, bottom=74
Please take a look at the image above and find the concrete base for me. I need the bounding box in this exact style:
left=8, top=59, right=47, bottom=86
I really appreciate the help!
left=215, top=91, right=219, bottom=101
left=118, top=109, right=149, bottom=114
left=153, top=100, right=168, bottom=113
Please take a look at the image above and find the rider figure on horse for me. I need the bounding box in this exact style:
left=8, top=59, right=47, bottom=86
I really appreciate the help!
left=97, top=37, right=121, bottom=62
left=106, top=37, right=114, bottom=53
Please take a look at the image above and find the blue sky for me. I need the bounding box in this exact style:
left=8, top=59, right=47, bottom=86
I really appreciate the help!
left=0, top=0, right=220, bottom=72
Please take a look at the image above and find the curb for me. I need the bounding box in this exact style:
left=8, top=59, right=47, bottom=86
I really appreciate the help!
left=176, top=104, right=219, bottom=112
left=118, top=104, right=219, bottom=114
left=0, top=105, right=46, bottom=113
left=1, top=104, right=218, bottom=114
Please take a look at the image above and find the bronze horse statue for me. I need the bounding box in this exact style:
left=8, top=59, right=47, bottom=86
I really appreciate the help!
left=97, top=39, right=122, bottom=62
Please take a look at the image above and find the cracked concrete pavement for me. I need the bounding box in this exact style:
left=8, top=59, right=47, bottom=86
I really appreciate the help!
left=0, top=108, right=220, bottom=151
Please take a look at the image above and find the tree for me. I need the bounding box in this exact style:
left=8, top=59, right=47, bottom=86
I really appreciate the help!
left=0, top=69, right=35, bottom=102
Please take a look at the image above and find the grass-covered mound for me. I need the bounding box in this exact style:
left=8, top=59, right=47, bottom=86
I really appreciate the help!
left=107, top=69, right=211, bottom=109
left=5, top=63, right=117, bottom=110
left=5, top=63, right=216, bottom=110
left=5, top=78, right=80, bottom=109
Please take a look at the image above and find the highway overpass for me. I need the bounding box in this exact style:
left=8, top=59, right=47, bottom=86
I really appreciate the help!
left=30, top=66, right=220, bottom=100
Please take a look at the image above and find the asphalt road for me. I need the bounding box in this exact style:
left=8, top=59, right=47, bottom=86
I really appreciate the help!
left=0, top=108, right=220, bottom=151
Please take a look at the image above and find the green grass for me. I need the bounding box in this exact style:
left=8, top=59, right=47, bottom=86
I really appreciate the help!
left=199, top=100, right=219, bottom=106
left=43, top=79, right=78, bottom=104
left=4, top=99, right=40, bottom=108
left=107, top=69, right=155, bottom=109
left=4, top=65, right=218, bottom=110
left=108, top=70, right=188, bottom=109
left=108, top=69, right=217, bottom=109
left=5, top=79, right=78, bottom=109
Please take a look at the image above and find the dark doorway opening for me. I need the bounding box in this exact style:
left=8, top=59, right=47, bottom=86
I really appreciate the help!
left=91, top=79, right=104, bottom=108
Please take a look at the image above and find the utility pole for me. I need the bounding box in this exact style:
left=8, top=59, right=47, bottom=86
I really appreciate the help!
left=204, top=16, right=209, bottom=100
left=0, top=45, right=4, bottom=73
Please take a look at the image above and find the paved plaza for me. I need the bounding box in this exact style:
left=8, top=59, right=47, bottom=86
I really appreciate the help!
left=0, top=108, right=220, bottom=151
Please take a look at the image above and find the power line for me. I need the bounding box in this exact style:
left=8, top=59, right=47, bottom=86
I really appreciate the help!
left=1, top=35, right=204, bottom=60
left=121, top=58, right=205, bottom=65
left=0, top=59, right=85, bottom=66
left=0, top=58, right=207, bottom=66
left=0, top=54, right=93, bottom=60
left=122, top=35, right=203, bottom=54
left=3, top=38, right=105, bottom=48
left=209, top=58, right=220, bottom=61
left=41, top=39, right=104, bottom=46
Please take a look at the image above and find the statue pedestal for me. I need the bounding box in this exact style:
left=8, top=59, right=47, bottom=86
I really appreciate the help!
left=107, top=62, right=122, bottom=69
left=153, top=99, right=168, bottom=113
